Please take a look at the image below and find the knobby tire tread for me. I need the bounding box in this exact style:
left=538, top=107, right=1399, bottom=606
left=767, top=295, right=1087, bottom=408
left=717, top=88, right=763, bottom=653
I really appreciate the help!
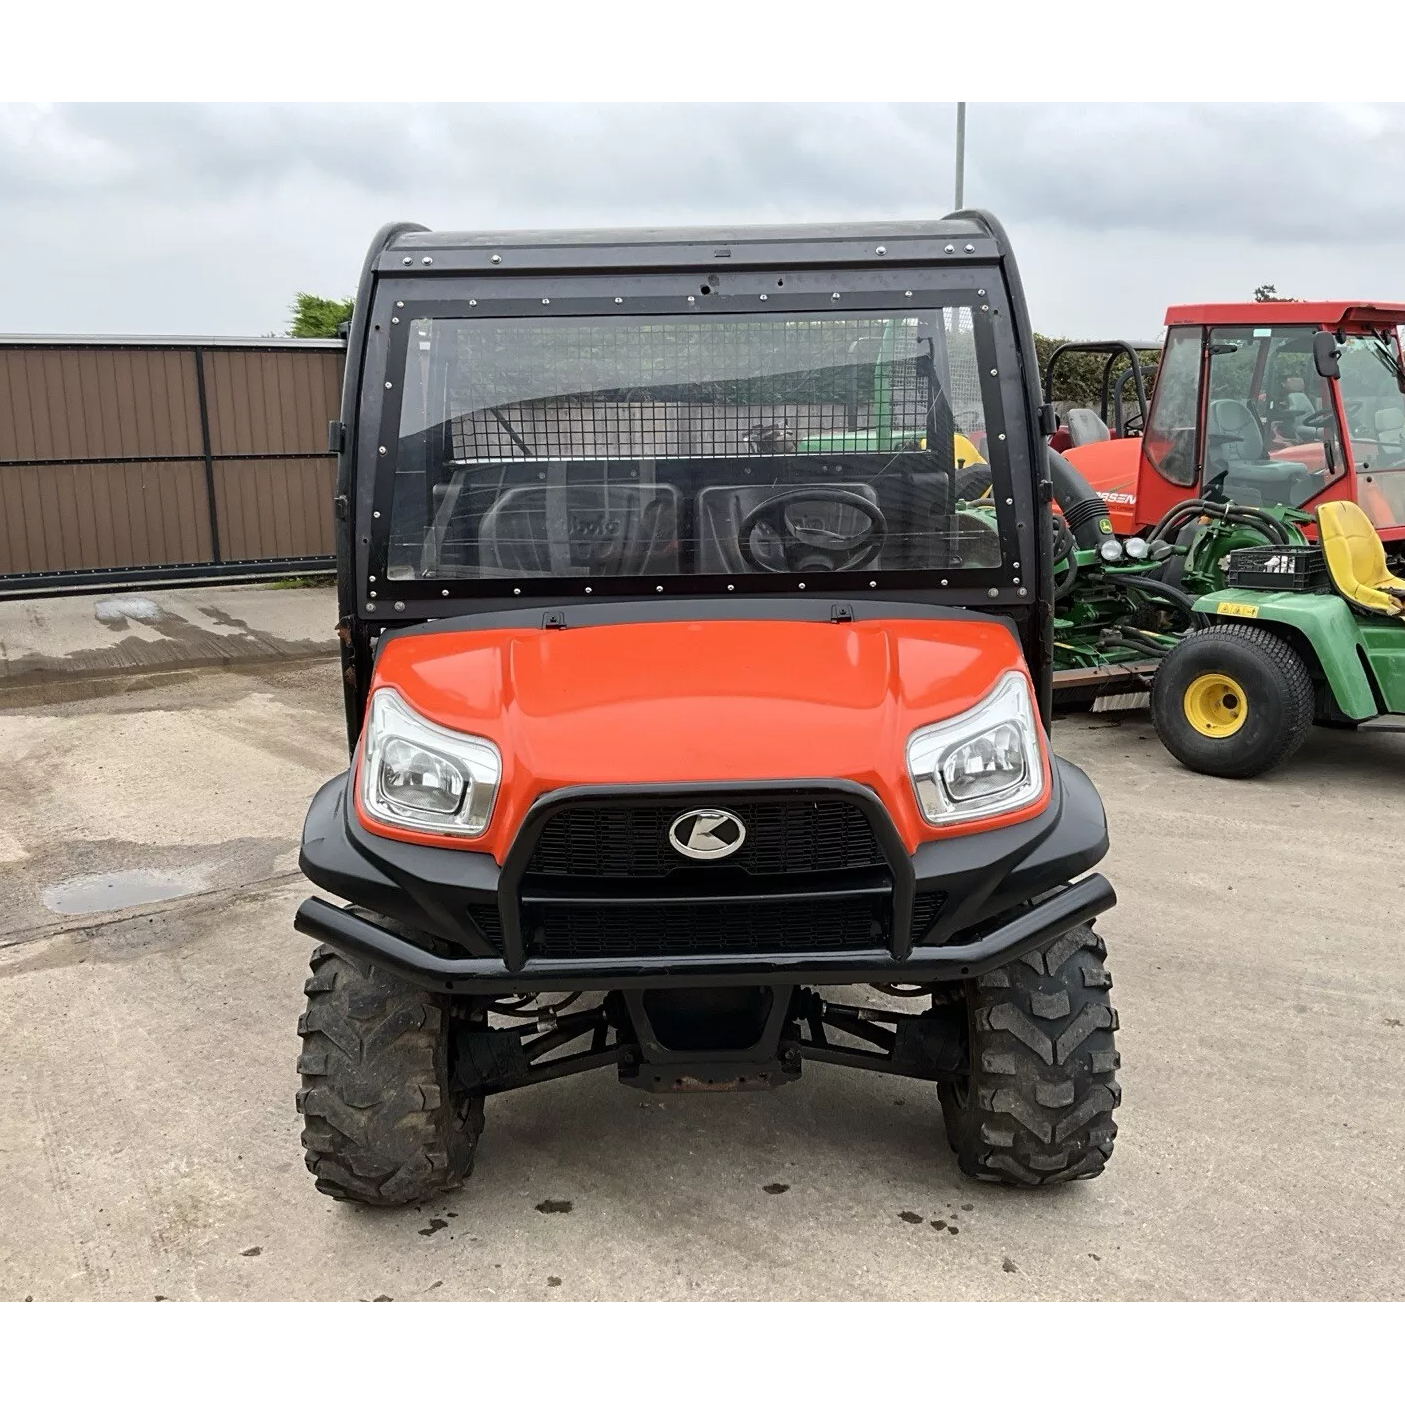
left=296, top=944, right=483, bottom=1206
left=939, top=923, right=1120, bottom=1186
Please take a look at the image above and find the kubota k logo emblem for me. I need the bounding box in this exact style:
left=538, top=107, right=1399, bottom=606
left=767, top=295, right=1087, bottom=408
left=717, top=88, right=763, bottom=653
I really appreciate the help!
left=668, top=807, right=747, bottom=860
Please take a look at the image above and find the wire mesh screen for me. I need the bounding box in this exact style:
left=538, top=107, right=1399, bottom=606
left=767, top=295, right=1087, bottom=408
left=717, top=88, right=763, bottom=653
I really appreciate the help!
left=386, top=307, right=1005, bottom=583
left=400, top=314, right=970, bottom=460
left=943, top=306, right=985, bottom=437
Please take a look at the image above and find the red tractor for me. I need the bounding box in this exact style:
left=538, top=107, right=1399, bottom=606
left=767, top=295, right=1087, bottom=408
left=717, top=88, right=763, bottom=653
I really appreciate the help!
left=1059, top=303, right=1405, bottom=550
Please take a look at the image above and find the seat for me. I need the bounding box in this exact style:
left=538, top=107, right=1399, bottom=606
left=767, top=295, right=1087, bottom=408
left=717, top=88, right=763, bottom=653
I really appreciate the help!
left=1207, top=399, right=1265, bottom=466
left=1375, top=406, right=1405, bottom=453
left=1317, top=499, right=1405, bottom=617
left=1207, top=398, right=1318, bottom=507
left=1064, top=407, right=1111, bottom=447
left=474, top=471, right=680, bottom=577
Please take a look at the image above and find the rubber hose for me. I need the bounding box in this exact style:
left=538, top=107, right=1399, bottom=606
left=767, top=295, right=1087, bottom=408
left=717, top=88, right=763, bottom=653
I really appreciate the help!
left=1053, top=542, right=1079, bottom=602
left=1147, top=500, right=1204, bottom=542
left=1114, top=633, right=1173, bottom=659
left=1150, top=498, right=1291, bottom=547
left=1121, top=573, right=1198, bottom=617
left=1048, top=448, right=1118, bottom=550
left=1148, top=498, right=1229, bottom=542
left=1214, top=506, right=1292, bottom=545
left=1117, top=626, right=1173, bottom=654
left=1150, top=504, right=1222, bottom=546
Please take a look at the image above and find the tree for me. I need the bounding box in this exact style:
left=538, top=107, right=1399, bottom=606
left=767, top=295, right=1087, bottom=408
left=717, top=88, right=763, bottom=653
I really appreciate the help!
left=289, top=292, right=354, bottom=338
left=1253, top=284, right=1300, bottom=303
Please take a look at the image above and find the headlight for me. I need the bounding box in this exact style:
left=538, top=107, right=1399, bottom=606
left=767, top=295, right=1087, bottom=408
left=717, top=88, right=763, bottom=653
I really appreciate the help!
left=1123, top=536, right=1149, bottom=560
left=905, top=671, right=1046, bottom=826
left=1099, top=538, right=1124, bottom=562
left=359, top=688, right=501, bottom=836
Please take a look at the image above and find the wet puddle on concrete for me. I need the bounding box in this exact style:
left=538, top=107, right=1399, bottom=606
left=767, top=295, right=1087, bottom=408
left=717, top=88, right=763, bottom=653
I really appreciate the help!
left=42, top=865, right=216, bottom=916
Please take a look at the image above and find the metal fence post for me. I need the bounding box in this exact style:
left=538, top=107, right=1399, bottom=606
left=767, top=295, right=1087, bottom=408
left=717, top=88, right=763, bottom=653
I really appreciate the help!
left=192, top=346, right=223, bottom=563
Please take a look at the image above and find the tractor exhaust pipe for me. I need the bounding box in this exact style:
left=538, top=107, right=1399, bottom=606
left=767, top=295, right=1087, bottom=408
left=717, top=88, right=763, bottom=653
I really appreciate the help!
left=1049, top=448, right=1117, bottom=551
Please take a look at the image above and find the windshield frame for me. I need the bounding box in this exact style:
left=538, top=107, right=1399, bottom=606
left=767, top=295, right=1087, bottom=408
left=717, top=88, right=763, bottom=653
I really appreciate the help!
left=357, top=269, right=1033, bottom=612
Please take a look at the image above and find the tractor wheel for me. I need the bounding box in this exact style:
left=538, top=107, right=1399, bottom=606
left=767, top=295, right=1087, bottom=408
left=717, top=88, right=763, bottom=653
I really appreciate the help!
left=1151, top=624, right=1314, bottom=778
left=296, top=944, right=484, bottom=1206
left=954, top=462, right=993, bottom=503
left=939, top=924, right=1120, bottom=1186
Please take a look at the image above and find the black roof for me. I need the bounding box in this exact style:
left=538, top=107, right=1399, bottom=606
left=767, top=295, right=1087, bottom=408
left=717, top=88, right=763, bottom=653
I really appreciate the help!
left=373, top=216, right=1004, bottom=275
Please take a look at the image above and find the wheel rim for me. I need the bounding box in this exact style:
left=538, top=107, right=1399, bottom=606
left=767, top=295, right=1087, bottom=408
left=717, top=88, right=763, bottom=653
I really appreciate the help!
left=1183, top=671, right=1248, bottom=738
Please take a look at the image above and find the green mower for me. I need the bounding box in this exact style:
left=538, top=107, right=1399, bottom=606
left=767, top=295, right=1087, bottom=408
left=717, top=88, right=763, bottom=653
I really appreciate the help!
left=1151, top=499, right=1405, bottom=777
left=1046, top=466, right=1314, bottom=701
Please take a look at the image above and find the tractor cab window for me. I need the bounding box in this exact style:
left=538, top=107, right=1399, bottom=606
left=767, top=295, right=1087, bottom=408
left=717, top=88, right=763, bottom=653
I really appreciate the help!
left=380, top=307, right=1011, bottom=588
left=1142, top=326, right=1200, bottom=487
left=1201, top=326, right=1343, bottom=509
left=1336, top=332, right=1405, bottom=529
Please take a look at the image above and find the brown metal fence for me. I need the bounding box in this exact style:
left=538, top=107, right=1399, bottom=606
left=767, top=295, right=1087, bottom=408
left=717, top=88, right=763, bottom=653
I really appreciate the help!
left=0, top=336, right=345, bottom=595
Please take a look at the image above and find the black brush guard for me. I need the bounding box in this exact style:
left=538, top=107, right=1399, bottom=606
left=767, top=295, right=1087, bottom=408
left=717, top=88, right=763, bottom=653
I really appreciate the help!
left=294, top=757, right=1112, bottom=1092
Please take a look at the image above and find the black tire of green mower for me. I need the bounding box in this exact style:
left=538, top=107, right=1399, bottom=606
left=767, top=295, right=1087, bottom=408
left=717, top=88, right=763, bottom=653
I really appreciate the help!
left=296, top=944, right=484, bottom=1206
left=938, top=923, right=1120, bottom=1186
left=1151, top=624, right=1315, bottom=779
left=954, top=462, right=993, bottom=503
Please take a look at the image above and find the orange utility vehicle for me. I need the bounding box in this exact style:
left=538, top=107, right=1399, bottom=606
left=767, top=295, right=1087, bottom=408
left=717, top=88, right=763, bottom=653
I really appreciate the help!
left=294, top=215, right=1121, bottom=1205
left=1063, top=303, right=1405, bottom=546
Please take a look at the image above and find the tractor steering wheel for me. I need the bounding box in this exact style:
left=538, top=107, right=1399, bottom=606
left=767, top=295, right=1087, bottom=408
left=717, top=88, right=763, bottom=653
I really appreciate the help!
left=1298, top=407, right=1337, bottom=429
left=737, top=488, right=888, bottom=573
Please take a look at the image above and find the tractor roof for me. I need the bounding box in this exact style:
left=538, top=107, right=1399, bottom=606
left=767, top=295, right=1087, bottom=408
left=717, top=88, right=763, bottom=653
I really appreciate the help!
left=373, top=217, right=1004, bottom=275
left=1165, top=301, right=1405, bottom=329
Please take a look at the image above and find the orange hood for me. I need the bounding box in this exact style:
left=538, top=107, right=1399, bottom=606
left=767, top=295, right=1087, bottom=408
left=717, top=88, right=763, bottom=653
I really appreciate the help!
left=359, top=615, right=1046, bottom=859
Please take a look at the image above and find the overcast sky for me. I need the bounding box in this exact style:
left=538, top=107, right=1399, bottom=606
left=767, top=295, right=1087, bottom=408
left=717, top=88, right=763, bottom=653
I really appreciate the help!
left=2, top=102, right=1403, bottom=341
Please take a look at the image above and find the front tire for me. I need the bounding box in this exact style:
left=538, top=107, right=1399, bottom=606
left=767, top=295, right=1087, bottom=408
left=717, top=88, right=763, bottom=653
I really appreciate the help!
left=1151, top=623, right=1314, bottom=778
left=296, top=945, right=484, bottom=1206
left=940, top=924, right=1120, bottom=1186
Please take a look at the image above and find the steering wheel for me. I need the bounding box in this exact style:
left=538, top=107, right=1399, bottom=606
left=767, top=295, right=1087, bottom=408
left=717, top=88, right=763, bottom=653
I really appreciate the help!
left=1299, top=407, right=1337, bottom=429
left=737, top=488, right=887, bottom=573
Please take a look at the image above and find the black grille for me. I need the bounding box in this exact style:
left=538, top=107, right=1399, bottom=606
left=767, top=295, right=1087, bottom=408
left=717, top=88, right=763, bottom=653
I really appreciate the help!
left=465, top=902, right=503, bottom=946
left=525, top=896, right=885, bottom=960
left=526, top=798, right=885, bottom=878
left=909, top=890, right=947, bottom=944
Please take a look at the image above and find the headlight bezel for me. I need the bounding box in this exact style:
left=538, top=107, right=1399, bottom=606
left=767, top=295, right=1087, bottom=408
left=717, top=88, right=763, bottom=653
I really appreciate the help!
left=357, top=687, right=502, bottom=838
left=905, top=670, right=1048, bottom=827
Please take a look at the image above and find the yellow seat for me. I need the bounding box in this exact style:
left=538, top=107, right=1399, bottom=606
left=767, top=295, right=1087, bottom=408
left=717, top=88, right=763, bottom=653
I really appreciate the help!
left=1318, top=500, right=1405, bottom=617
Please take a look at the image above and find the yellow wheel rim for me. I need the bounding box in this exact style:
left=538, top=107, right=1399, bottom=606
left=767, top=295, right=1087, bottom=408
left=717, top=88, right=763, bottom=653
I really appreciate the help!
left=1183, top=672, right=1248, bottom=738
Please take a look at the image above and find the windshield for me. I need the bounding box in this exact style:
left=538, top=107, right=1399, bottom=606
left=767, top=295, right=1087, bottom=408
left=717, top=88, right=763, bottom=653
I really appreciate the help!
left=381, top=308, right=1010, bottom=587
left=1337, top=332, right=1405, bottom=529
left=1201, top=326, right=1345, bottom=509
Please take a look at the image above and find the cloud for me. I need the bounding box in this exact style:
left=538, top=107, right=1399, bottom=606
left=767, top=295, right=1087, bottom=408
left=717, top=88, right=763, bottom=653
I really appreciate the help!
left=2, top=102, right=1403, bottom=339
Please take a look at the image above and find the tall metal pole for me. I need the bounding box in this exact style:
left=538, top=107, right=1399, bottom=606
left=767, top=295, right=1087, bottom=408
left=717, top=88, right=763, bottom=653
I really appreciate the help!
left=954, top=102, right=966, bottom=209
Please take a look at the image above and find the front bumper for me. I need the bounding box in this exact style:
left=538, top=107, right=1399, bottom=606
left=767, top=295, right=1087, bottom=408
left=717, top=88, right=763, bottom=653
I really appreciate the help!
left=295, top=759, right=1113, bottom=994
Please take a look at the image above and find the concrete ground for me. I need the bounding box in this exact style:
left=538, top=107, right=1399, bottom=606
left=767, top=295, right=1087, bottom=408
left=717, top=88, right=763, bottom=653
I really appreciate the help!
left=1, top=649, right=1402, bottom=1301
left=0, top=581, right=338, bottom=694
